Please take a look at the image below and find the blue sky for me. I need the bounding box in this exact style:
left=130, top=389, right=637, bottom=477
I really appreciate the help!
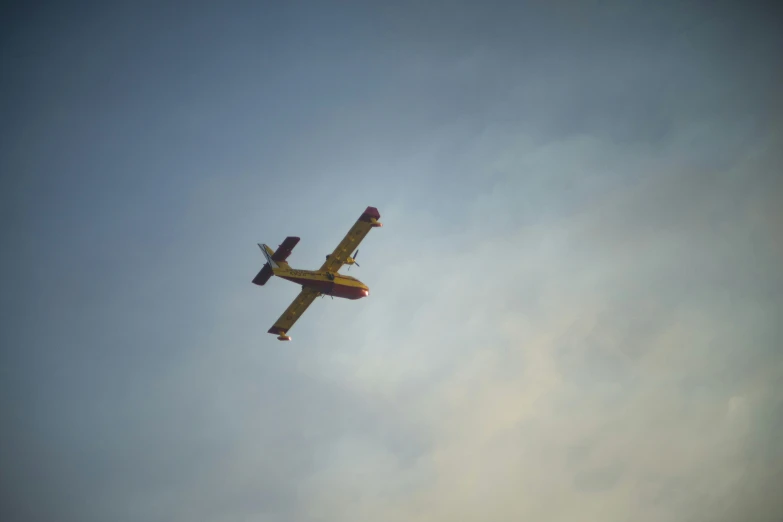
left=1, top=2, right=782, bottom=521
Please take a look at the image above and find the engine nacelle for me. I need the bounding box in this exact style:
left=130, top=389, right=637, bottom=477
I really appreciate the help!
left=277, top=334, right=291, bottom=341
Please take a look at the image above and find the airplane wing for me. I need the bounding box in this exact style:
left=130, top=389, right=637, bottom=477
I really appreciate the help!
left=319, top=206, right=382, bottom=273
left=267, top=287, right=320, bottom=338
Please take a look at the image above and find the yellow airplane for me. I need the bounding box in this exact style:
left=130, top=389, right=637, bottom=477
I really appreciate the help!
left=252, top=206, right=383, bottom=341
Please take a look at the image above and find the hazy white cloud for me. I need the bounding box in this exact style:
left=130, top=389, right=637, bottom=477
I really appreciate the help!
left=292, top=122, right=783, bottom=521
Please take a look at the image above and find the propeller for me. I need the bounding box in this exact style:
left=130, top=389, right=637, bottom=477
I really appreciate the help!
left=348, top=249, right=360, bottom=270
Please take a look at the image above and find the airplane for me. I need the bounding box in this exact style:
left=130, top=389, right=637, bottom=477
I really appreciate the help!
left=252, top=206, right=383, bottom=341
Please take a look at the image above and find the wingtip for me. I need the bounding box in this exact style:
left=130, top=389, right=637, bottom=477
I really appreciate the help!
left=360, top=206, right=381, bottom=222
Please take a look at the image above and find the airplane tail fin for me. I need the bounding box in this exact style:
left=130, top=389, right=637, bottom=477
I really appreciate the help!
left=252, top=238, right=300, bottom=286
left=259, top=243, right=279, bottom=268
left=251, top=244, right=279, bottom=286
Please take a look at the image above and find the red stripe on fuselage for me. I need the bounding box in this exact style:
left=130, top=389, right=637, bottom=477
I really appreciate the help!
left=281, top=276, right=368, bottom=300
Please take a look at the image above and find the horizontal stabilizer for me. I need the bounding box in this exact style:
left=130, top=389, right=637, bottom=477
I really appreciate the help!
left=252, top=264, right=274, bottom=286
left=272, top=236, right=300, bottom=262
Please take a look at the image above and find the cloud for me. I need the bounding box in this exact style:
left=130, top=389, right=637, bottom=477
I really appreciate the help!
left=295, top=121, right=783, bottom=522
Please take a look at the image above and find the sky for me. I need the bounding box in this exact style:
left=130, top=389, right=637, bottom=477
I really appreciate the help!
left=1, top=1, right=782, bottom=521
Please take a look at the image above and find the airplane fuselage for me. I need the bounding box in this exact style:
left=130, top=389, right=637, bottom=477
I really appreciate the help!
left=277, top=268, right=369, bottom=300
